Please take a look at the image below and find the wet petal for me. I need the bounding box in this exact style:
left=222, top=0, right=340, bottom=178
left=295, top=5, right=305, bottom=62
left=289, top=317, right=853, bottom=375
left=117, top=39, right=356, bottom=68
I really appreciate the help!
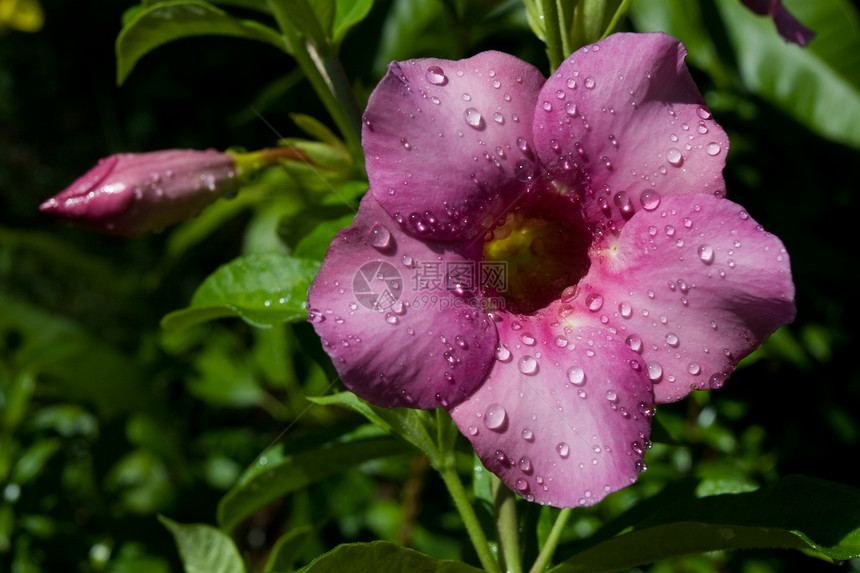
left=307, top=193, right=497, bottom=409
left=448, top=317, right=653, bottom=507
left=363, top=51, right=546, bottom=240
left=532, top=33, right=729, bottom=243
left=565, top=194, right=795, bottom=403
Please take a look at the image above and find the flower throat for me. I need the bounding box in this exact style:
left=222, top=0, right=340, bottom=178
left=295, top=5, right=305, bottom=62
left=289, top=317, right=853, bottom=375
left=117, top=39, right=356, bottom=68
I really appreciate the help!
left=482, top=195, right=591, bottom=315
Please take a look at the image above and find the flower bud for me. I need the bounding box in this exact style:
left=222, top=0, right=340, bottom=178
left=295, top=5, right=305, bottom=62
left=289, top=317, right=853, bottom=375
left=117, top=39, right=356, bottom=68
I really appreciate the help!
left=40, top=149, right=240, bottom=236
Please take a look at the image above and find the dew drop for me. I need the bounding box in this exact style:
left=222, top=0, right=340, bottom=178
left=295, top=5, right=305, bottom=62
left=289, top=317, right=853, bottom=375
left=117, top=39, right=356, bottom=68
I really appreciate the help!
left=521, top=332, right=536, bottom=346
left=493, top=112, right=504, bottom=124
left=698, top=244, right=715, bottom=265
left=665, top=332, right=679, bottom=347
left=495, top=344, right=512, bottom=362
left=586, top=293, right=604, bottom=311
left=584, top=77, right=595, bottom=89
left=515, top=478, right=529, bottom=491
left=613, top=192, right=632, bottom=214
left=639, top=190, right=661, bottom=211
left=647, top=362, right=663, bottom=382
left=484, top=404, right=507, bottom=430
left=625, top=334, right=643, bottom=354
left=556, top=442, right=570, bottom=458
left=565, top=101, right=578, bottom=116
left=368, top=223, right=391, bottom=249
left=521, top=427, right=534, bottom=441
left=688, top=363, right=701, bottom=375
left=696, top=106, right=712, bottom=120
left=425, top=66, right=447, bottom=85
left=464, top=107, right=484, bottom=128
left=518, top=355, right=538, bottom=375
left=400, top=138, right=411, bottom=150
left=567, top=367, right=586, bottom=386
left=706, top=142, right=722, bottom=156
left=619, top=302, right=632, bottom=318
left=666, top=147, right=683, bottom=166
left=518, top=456, right=532, bottom=472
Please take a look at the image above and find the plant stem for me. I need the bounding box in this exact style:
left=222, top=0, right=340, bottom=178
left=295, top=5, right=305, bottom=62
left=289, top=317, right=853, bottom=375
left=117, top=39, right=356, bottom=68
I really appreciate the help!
left=438, top=462, right=503, bottom=573
left=601, top=0, right=634, bottom=38
left=493, top=477, right=523, bottom=573
left=265, top=1, right=364, bottom=164
left=539, top=0, right=564, bottom=71
left=528, top=508, right=572, bottom=573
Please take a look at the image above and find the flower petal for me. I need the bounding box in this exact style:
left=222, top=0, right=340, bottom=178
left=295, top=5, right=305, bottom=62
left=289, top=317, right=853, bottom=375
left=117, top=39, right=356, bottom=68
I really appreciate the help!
left=741, top=0, right=815, bottom=46
left=564, top=194, right=795, bottom=403
left=307, top=193, right=497, bottom=409
left=448, top=316, right=653, bottom=507
left=363, top=51, right=546, bottom=240
left=532, top=33, right=729, bottom=243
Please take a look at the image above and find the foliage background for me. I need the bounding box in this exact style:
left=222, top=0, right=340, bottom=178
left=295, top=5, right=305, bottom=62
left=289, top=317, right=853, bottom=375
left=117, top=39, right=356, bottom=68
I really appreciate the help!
left=1, top=0, right=859, bottom=571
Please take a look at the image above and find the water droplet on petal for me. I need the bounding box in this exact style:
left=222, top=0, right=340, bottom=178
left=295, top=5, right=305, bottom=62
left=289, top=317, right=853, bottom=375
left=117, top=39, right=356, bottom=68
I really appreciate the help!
left=613, top=192, right=632, bottom=214
left=567, top=366, right=586, bottom=386
left=556, top=442, right=570, bottom=458
left=696, top=106, right=712, bottom=120
left=425, top=66, right=447, bottom=85
left=647, top=362, right=663, bottom=382
left=665, top=333, right=679, bottom=347
left=688, top=363, right=701, bottom=375
left=698, top=244, right=715, bottom=264
left=518, top=456, right=532, bottom=472
left=495, top=344, right=512, bottom=362
left=586, top=293, right=604, bottom=311
left=368, top=223, right=391, bottom=249
left=565, top=101, right=578, bottom=116
left=515, top=478, right=529, bottom=491
left=706, top=142, right=721, bottom=156
left=464, top=107, right=484, bottom=129
left=640, top=190, right=661, bottom=211
left=619, top=302, right=632, bottom=319
left=521, top=427, right=534, bottom=441
left=584, top=77, right=595, bottom=89
left=521, top=332, right=535, bottom=345
left=666, top=147, right=683, bottom=166
left=484, top=404, right=507, bottom=430
left=518, top=355, right=538, bottom=375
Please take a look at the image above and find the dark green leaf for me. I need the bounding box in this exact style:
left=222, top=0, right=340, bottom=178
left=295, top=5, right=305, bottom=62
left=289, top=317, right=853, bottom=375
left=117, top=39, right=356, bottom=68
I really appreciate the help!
left=264, top=525, right=314, bottom=572
left=293, top=214, right=354, bottom=262
left=332, top=0, right=374, bottom=44
left=158, top=516, right=246, bottom=573
left=293, top=541, right=484, bottom=573
left=161, top=253, right=320, bottom=331
left=551, top=476, right=860, bottom=572
left=116, top=0, right=286, bottom=84
left=218, top=435, right=413, bottom=532
left=308, top=393, right=438, bottom=463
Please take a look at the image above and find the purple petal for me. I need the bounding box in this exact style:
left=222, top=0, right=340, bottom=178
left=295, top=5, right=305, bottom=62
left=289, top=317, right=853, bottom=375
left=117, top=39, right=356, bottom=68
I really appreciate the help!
left=741, top=0, right=815, bottom=46
left=562, top=194, right=795, bottom=404
left=40, top=150, right=238, bottom=236
left=532, top=33, right=729, bottom=243
left=307, top=193, right=497, bottom=409
left=448, top=316, right=653, bottom=507
left=363, top=51, right=546, bottom=240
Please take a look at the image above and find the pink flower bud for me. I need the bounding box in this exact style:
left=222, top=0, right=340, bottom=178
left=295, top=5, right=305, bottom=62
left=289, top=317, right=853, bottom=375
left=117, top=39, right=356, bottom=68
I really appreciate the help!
left=740, top=0, right=815, bottom=46
left=40, top=149, right=239, bottom=236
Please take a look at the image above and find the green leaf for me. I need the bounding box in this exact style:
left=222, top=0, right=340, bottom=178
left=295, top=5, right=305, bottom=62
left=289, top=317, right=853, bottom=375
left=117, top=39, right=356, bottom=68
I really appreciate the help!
left=550, top=476, right=860, bottom=572
left=264, top=525, right=313, bottom=572
left=116, top=0, right=287, bottom=84
left=332, top=0, right=374, bottom=43
left=293, top=541, right=484, bottom=573
left=161, top=253, right=320, bottom=331
left=308, top=393, right=438, bottom=463
left=715, top=0, right=860, bottom=149
left=293, top=213, right=354, bottom=262
left=217, top=435, right=413, bottom=532
left=158, top=516, right=246, bottom=573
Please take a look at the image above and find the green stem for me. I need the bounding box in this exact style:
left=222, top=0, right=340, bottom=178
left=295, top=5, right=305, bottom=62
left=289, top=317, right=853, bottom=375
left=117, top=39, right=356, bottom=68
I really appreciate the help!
left=433, top=411, right=501, bottom=573
left=493, top=477, right=523, bottom=573
left=265, top=1, right=364, bottom=164
left=438, top=462, right=502, bottom=573
left=528, top=508, right=572, bottom=573
left=539, top=0, right=564, bottom=71
left=601, top=0, right=634, bottom=38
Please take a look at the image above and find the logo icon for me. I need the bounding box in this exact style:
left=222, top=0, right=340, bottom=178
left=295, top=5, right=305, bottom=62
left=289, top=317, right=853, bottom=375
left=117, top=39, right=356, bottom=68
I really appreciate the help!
left=353, top=261, right=403, bottom=311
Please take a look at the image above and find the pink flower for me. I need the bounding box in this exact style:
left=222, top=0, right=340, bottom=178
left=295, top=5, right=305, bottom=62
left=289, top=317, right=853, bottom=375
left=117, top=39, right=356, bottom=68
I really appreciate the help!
left=741, top=0, right=815, bottom=46
left=41, top=149, right=239, bottom=236
left=308, top=33, right=795, bottom=507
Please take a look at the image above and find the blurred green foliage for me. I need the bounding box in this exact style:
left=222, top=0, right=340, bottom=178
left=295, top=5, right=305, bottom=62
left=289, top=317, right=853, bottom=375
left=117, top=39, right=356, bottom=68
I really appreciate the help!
left=1, top=0, right=859, bottom=571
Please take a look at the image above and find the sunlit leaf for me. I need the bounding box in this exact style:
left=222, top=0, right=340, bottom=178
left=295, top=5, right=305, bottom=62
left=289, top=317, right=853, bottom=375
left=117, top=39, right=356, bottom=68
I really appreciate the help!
left=116, top=0, right=286, bottom=84
left=159, top=516, right=246, bottom=573
left=161, top=253, right=320, bottom=331
left=332, top=0, right=374, bottom=43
